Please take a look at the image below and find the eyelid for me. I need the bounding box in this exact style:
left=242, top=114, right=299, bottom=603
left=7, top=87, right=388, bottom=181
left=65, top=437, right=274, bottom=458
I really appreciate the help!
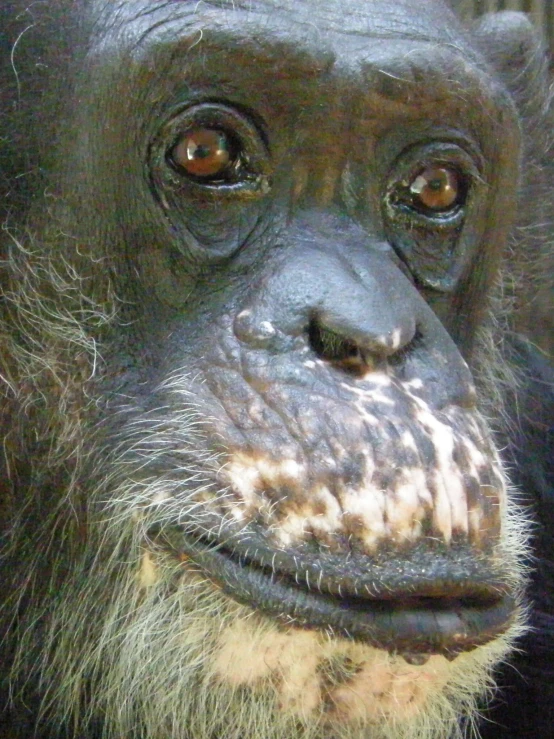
left=150, top=102, right=272, bottom=198
left=383, top=141, right=481, bottom=225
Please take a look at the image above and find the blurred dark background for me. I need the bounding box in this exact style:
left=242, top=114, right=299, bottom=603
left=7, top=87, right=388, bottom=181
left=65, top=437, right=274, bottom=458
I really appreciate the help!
left=456, top=0, right=554, bottom=55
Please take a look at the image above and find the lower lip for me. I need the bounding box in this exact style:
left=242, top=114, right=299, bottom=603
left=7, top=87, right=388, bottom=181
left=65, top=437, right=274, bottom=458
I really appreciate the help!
left=176, top=535, right=517, bottom=657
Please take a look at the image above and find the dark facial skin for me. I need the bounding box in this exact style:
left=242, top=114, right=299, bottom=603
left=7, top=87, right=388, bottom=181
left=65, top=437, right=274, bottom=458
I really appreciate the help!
left=0, top=1, right=547, bottom=738
left=76, top=0, right=519, bottom=642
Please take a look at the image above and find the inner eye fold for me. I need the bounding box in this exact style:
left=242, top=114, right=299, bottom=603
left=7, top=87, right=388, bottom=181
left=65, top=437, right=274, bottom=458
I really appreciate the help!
left=409, top=166, right=461, bottom=212
left=171, top=127, right=234, bottom=178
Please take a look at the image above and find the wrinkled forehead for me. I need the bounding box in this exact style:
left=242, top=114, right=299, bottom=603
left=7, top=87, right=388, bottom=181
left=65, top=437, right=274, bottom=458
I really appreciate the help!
left=87, top=0, right=472, bottom=61
left=79, top=0, right=499, bottom=124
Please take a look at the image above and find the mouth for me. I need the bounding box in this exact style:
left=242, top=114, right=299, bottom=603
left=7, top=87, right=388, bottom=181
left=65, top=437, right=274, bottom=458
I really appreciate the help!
left=163, top=528, right=518, bottom=659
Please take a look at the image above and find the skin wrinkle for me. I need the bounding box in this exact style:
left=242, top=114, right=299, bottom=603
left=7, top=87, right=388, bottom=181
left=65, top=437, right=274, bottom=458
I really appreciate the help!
left=239, top=349, right=313, bottom=450
left=203, top=364, right=291, bottom=452
left=216, top=366, right=503, bottom=549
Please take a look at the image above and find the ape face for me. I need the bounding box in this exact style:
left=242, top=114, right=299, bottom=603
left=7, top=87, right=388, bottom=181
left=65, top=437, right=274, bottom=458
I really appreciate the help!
left=0, top=1, right=538, bottom=738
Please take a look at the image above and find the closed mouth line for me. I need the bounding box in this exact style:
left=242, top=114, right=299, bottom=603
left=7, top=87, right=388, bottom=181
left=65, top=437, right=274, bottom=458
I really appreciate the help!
left=169, top=530, right=517, bottom=657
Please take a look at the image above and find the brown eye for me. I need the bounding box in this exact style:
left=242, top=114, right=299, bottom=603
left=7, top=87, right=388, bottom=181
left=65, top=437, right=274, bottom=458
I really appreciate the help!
left=171, top=127, right=235, bottom=178
left=409, top=167, right=461, bottom=212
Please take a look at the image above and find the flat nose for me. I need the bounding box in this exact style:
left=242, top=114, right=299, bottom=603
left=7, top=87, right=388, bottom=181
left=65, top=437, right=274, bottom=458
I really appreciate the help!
left=307, top=256, right=418, bottom=361
left=251, top=243, right=419, bottom=369
left=232, top=222, right=475, bottom=409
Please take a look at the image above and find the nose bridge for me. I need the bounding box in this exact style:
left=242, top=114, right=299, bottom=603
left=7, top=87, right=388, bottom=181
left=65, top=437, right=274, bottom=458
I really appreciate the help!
left=292, top=162, right=343, bottom=209
left=290, top=91, right=352, bottom=209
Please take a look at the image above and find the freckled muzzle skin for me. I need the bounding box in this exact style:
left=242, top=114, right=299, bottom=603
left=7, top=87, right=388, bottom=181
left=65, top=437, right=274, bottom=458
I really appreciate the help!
left=201, top=335, right=503, bottom=553
left=174, top=341, right=513, bottom=652
left=161, top=222, right=517, bottom=656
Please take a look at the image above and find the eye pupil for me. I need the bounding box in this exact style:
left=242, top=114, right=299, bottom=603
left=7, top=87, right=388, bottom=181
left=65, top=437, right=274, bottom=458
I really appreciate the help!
left=409, top=167, right=460, bottom=211
left=191, top=144, right=213, bottom=160
left=172, top=127, right=233, bottom=178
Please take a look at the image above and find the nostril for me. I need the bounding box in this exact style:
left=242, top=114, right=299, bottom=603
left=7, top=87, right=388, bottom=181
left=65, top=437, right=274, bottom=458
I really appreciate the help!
left=387, top=328, right=425, bottom=366
left=308, top=320, right=379, bottom=376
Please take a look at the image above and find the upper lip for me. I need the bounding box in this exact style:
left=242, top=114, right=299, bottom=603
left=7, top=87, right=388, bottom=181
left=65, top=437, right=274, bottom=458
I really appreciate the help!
left=161, top=527, right=518, bottom=657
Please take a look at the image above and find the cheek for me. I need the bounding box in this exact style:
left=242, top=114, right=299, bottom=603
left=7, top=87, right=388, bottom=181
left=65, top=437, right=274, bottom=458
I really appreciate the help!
left=211, top=616, right=459, bottom=723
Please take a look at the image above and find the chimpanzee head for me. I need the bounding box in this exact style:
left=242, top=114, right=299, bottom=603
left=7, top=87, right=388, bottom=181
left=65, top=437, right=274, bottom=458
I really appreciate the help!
left=0, top=2, right=549, bottom=738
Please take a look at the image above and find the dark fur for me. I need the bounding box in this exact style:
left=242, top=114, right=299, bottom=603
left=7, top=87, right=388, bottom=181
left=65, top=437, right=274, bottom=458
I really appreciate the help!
left=478, top=339, right=554, bottom=738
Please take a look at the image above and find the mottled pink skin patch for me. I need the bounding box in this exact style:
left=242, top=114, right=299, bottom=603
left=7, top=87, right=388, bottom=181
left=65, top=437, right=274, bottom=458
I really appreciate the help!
left=193, top=312, right=505, bottom=554
left=212, top=616, right=455, bottom=722
left=208, top=381, right=504, bottom=553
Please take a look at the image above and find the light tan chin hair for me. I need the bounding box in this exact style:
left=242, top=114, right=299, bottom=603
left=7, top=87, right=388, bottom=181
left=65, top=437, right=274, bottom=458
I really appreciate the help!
left=20, top=493, right=526, bottom=739
left=2, top=235, right=529, bottom=739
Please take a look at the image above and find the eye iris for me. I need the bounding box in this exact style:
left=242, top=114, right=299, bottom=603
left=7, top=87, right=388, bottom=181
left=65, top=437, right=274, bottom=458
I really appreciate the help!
left=409, top=167, right=460, bottom=211
left=172, top=127, right=232, bottom=178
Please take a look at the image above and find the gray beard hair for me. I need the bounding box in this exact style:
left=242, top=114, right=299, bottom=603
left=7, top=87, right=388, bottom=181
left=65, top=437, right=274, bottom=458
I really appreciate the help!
left=1, top=231, right=529, bottom=739
left=12, top=521, right=526, bottom=739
